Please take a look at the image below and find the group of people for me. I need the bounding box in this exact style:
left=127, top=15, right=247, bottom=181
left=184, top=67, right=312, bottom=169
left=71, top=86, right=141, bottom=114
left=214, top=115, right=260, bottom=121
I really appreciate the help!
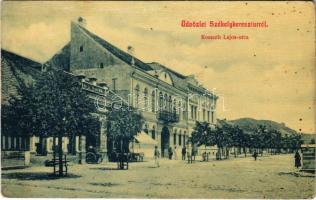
left=154, top=145, right=197, bottom=167
left=155, top=146, right=303, bottom=169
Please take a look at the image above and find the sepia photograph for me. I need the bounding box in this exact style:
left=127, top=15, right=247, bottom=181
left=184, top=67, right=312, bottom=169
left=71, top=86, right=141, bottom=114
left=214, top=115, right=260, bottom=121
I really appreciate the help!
left=1, top=1, right=315, bottom=198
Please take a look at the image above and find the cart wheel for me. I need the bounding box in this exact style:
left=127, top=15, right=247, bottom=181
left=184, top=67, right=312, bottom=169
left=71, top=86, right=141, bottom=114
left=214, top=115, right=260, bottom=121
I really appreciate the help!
left=86, top=152, right=97, bottom=164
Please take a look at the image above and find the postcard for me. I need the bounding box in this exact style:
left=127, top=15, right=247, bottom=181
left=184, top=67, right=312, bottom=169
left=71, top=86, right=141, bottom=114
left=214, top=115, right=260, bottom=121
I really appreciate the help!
left=1, top=1, right=315, bottom=198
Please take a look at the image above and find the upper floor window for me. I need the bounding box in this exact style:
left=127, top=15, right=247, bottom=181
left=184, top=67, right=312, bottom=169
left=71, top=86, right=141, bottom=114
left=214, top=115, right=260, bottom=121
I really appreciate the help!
left=144, top=88, right=148, bottom=111
left=135, top=84, right=140, bottom=107
left=151, top=91, right=156, bottom=112
left=207, top=111, right=210, bottom=122
left=79, top=45, right=83, bottom=52
left=100, top=63, right=104, bottom=68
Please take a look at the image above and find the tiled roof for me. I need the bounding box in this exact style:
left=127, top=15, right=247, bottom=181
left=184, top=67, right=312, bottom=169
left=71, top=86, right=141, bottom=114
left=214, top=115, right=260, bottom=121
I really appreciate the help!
left=77, top=25, right=153, bottom=71
left=1, top=49, right=42, bottom=104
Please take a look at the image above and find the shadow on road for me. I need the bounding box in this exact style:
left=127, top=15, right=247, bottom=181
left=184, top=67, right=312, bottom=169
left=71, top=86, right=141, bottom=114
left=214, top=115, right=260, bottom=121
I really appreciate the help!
left=2, top=172, right=81, bottom=181
left=89, top=182, right=120, bottom=187
left=90, top=167, right=120, bottom=171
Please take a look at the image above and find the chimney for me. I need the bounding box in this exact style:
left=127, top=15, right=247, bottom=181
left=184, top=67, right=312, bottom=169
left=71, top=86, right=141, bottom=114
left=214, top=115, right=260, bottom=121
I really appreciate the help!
left=77, top=16, right=87, bottom=27
left=127, top=46, right=135, bottom=67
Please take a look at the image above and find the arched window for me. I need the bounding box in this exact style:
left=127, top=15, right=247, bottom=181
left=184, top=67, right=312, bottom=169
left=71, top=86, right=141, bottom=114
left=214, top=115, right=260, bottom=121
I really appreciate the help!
left=178, top=101, right=182, bottom=120
left=151, top=90, right=156, bottom=112
left=144, top=124, right=148, bottom=134
left=152, top=125, right=156, bottom=139
left=144, top=88, right=148, bottom=111
left=173, top=99, right=177, bottom=114
left=100, top=63, right=104, bottom=68
left=173, top=130, right=177, bottom=145
left=135, top=84, right=140, bottom=107
left=169, top=96, right=172, bottom=112
left=163, top=94, right=168, bottom=111
left=159, top=92, right=163, bottom=111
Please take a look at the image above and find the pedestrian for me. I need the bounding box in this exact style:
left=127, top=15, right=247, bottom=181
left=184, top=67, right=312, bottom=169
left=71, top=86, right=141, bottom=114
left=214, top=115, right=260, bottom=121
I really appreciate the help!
left=168, top=146, right=173, bottom=160
left=154, top=145, right=160, bottom=167
left=174, top=146, right=178, bottom=160
left=182, top=146, right=186, bottom=160
left=253, top=150, right=258, bottom=161
left=294, top=150, right=301, bottom=168
left=192, top=146, right=196, bottom=161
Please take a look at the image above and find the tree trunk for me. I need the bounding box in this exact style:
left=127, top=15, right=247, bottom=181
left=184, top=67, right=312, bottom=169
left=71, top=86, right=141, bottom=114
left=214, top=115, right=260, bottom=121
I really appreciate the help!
left=78, top=135, right=82, bottom=164
left=58, top=135, right=63, bottom=176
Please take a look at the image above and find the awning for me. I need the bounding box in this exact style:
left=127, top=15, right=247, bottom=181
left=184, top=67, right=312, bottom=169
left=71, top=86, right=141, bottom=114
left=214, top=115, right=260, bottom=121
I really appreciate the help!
left=134, top=132, right=158, bottom=145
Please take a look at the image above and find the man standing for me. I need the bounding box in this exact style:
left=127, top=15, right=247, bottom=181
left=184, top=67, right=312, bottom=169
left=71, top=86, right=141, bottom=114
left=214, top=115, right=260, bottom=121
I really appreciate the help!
left=168, top=146, right=173, bottom=160
left=154, top=146, right=160, bottom=167
left=253, top=150, right=258, bottom=161
left=182, top=146, right=187, bottom=160
left=294, top=151, right=301, bottom=169
left=174, top=146, right=178, bottom=160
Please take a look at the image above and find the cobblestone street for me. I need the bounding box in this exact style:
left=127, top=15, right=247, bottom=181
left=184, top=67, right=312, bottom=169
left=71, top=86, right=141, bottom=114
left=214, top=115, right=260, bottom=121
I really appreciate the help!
left=1, top=154, right=315, bottom=198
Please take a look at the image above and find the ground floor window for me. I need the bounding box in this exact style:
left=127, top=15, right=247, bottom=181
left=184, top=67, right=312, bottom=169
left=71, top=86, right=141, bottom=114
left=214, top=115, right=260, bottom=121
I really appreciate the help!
left=151, top=130, right=155, bottom=139
left=174, top=134, right=177, bottom=145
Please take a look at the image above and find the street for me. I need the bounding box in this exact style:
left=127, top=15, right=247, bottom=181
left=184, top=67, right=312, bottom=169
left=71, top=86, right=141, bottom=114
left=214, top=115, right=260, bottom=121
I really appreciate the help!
left=1, top=154, right=315, bottom=198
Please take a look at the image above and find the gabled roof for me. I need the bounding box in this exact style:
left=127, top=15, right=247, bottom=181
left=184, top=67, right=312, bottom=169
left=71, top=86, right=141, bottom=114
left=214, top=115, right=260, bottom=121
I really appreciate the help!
left=1, top=49, right=42, bottom=104
left=77, top=24, right=153, bottom=71
left=2, top=49, right=42, bottom=72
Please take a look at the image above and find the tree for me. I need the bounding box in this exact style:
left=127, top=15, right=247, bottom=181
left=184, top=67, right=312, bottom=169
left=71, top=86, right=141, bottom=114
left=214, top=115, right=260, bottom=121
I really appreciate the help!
left=191, top=121, right=211, bottom=147
left=106, top=105, right=144, bottom=168
left=3, top=69, right=98, bottom=176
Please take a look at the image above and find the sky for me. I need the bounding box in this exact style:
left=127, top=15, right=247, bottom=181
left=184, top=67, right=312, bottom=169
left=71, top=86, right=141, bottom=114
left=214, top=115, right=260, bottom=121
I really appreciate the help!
left=2, top=1, right=315, bottom=133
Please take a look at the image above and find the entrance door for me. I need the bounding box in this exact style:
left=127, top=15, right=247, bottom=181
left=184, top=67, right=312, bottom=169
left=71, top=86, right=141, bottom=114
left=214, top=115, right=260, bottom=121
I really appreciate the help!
left=161, top=126, right=170, bottom=157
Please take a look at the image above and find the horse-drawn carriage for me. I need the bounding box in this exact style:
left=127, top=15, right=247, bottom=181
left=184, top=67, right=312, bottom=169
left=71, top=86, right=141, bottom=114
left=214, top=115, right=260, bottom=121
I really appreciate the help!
left=85, top=146, right=103, bottom=164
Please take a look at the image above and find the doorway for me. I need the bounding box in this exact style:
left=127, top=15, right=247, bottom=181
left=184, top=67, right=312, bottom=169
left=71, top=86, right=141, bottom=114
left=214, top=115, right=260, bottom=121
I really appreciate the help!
left=161, top=126, right=170, bottom=157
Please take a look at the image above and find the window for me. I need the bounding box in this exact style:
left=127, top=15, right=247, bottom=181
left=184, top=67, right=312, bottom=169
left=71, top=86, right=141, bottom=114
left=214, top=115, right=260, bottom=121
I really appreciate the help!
left=190, top=105, right=194, bottom=119
left=112, top=78, right=117, bottom=91
left=174, top=133, right=177, bottom=145
left=159, top=92, right=163, bottom=110
left=203, top=109, right=206, bottom=121
left=144, top=124, right=148, bottom=134
left=178, top=134, right=182, bottom=146
left=100, top=63, right=104, bottom=68
left=152, top=126, right=156, bottom=139
left=151, top=91, right=156, bottom=112
left=135, top=85, right=140, bottom=107
left=79, top=45, right=83, bottom=52
left=183, top=135, right=186, bottom=146
left=144, top=88, right=148, bottom=111
left=211, top=111, right=214, bottom=123
left=178, top=101, right=182, bottom=120
left=207, top=111, right=210, bottom=122
left=173, top=99, right=177, bottom=114
left=163, top=94, right=167, bottom=110
left=11, top=137, right=14, bottom=150
left=2, top=136, right=5, bottom=150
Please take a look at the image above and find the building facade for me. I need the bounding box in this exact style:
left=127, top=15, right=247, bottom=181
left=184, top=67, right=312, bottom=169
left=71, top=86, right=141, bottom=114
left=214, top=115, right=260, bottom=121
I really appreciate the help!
left=50, top=18, right=218, bottom=157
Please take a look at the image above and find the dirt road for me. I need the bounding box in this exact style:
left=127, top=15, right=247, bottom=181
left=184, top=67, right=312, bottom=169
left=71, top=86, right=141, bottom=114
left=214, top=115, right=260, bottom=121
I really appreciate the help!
left=2, top=154, right=315, bottom=198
